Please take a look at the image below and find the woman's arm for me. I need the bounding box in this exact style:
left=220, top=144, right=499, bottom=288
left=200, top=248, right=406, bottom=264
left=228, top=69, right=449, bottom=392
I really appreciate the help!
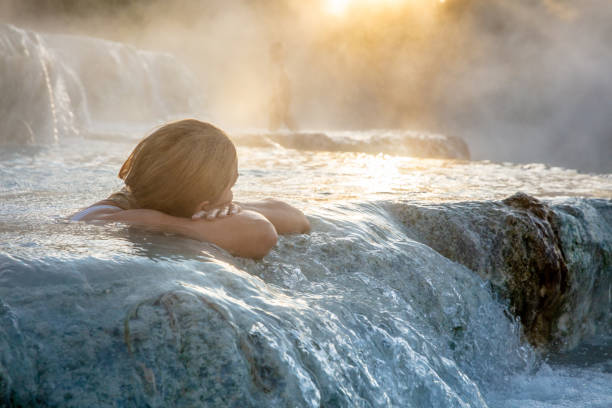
left=92, top=209, right=278, bottom=259
left=236, top=199, right=310, bottom=235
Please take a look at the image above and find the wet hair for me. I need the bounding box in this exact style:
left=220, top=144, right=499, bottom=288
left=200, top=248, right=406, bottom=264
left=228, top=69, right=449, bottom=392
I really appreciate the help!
left=117, top=119, right=237, bottom=217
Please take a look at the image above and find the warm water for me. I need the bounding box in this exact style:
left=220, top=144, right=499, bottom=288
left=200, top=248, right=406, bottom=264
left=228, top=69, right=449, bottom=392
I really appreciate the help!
left=1, top=23, right=611, bottom=407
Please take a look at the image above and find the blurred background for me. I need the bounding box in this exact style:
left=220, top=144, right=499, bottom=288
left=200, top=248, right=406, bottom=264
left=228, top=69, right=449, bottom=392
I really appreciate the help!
left=1, top=0, right=610, bottom=173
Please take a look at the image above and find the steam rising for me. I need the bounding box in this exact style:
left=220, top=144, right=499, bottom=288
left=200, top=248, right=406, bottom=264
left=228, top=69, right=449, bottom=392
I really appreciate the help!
left=1, top=0, right=610, bottom=172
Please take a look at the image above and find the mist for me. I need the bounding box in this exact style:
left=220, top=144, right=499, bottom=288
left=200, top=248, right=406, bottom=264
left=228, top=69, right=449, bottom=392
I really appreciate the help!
left=1, top=0, right=610, bottom=172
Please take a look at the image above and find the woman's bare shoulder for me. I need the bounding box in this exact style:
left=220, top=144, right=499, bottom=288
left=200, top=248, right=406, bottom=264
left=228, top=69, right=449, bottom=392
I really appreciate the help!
left=238, top=199, right=310, bottom=235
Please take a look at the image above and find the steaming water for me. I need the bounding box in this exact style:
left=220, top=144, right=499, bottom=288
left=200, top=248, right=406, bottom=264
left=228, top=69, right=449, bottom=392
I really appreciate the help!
left=1, top=24, right=612, bottom=407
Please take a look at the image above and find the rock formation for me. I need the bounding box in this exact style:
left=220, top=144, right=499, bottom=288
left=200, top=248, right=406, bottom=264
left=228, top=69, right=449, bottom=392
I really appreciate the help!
left=388, top=192, right=611, bottom=351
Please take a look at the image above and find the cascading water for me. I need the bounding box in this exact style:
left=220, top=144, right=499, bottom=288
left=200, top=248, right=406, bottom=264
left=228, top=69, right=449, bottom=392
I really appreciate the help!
left=0, top=24, right=611, bottom=407
left=0, top=24, right=203, bottom=144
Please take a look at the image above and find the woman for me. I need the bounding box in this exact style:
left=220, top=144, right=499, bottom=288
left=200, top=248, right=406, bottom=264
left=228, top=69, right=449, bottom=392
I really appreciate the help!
left=70, top=119, right=310, bottom=259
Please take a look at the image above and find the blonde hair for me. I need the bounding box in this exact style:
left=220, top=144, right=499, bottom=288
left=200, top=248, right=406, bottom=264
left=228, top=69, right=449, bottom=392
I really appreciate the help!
left=118, top=119, right=237, bottom=217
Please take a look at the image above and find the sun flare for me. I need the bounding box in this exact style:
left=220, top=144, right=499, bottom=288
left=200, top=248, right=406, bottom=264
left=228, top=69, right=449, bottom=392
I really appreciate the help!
left=325, top=0, right=351, bottom=16
left=323, top=0, right=445, bottom=17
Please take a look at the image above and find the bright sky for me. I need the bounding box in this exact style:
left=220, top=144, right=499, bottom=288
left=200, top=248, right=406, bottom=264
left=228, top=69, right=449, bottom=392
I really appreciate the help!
left=323, top=0, right=445, bottom=16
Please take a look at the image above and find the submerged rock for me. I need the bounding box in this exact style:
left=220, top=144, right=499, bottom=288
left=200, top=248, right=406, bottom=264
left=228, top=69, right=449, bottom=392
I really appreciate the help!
left=232, top=130, right=470, bottom=160
left=1, top=184, right=608, bottom=405
left=388, top=193, right=612, bottom=351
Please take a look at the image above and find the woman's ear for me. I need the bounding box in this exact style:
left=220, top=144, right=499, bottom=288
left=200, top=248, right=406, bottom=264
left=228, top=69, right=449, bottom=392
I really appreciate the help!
left=191, top=200, right=210, bottom=219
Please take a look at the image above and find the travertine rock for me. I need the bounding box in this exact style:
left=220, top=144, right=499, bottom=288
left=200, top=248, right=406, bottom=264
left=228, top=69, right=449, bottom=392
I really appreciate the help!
left=388, top=193, right=611, bottom=351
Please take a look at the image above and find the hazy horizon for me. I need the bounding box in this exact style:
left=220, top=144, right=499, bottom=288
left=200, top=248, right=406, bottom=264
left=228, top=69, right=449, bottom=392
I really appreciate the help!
left=1, top=0, right=611, bottom=173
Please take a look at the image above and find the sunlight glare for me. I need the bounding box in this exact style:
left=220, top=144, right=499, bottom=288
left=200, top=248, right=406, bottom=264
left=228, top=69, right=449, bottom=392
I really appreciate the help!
left=325, top=0, right=351, bottom=16
left=323, top=0, right=444, bottom=17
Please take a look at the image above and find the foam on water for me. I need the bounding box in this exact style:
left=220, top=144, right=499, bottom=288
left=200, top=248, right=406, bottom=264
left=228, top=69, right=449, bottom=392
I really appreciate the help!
left=486, top=362, right=612, bottom=408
